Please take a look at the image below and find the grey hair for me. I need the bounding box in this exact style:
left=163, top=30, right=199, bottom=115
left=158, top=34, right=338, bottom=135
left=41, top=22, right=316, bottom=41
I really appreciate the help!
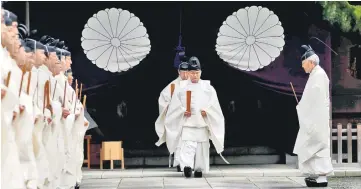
left=306, top=54, right=320, bottom=65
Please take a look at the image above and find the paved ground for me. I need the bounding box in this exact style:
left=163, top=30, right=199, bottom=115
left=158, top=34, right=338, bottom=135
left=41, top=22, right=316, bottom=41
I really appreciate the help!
left=80, top=165, right=361, bottom=188
left=80, top=176, right=361, bottom=189
left=82, top=165, right=361, bottom=179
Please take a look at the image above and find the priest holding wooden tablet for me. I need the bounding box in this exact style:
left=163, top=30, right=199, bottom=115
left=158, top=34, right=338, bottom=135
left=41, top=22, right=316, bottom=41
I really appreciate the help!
left=164, top=56, right=227, bottom=178
left=155, top=61, right=190, bottom=172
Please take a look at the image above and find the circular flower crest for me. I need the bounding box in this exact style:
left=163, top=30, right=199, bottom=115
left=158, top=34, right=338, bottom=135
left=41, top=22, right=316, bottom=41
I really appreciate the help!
left=81, top=8, right=151, bottom=73
left=216, top=6, right=285, bottom=71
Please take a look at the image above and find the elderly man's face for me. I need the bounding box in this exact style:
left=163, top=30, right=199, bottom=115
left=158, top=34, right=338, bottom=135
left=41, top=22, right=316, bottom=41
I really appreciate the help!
left=60, top=56, right=68, bottom=71
left=47, top=52, right=58, bottom=69
left=50, top=52, right=58, bottom=64
left=12, top=38, right=21, bottom=53
left=17, top=47, right=27, bottom=65
left=301, top=59, right=315, bottom=74
left=66, top=56, right=72, bottom=69
left=10, top=22, right=18, bottom=35
left=7, top=29, right=19, bottom=51
left=178, top=70, right=188, bottom=80
left=23, top=52, right=34, bottom=71
left=26, top=51, right=35, bottom=63
left=34, top=49, right=46, bottom=66
left=188, top=70, right=201, bottom=83
left=53, top=62, right=62, bottom=75
left=11, top=21, right=18, bottom=28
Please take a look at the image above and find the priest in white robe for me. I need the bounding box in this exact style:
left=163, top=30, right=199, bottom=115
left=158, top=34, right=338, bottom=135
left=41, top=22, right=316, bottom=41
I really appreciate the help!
left=155, top=61, right=189, bottom=171
left=1, top=21, right=25, bottom=188
left=71, top=88, right=89, bottom=189
left=164, top=56, right=226, bottom=178
left=7, top=37, right=35, bottom=189
left=13, top=40, right=40, bottom=189
left=60, top=50, right=86, bottom=189
left=54, top=48, right=80, bottom=189
left=64, top=67, right=90, bottom=189
left=25, top=38, right=53, bottom=189
left=37, top=44, right=64, bottom=189
left=293, top=45, right=333, bottom=187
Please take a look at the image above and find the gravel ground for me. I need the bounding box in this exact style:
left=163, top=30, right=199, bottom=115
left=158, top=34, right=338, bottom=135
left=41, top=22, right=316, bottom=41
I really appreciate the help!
left=328, top=177, right=361, bottom=189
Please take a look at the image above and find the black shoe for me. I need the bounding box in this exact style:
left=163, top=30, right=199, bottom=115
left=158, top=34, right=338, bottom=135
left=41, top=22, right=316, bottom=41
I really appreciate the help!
left=305, top=178, right=328, bottom=187
left=194, top=170, right=202, bottom=178
left=176, top=165, right=181, bottom=172
left=184, top=166, right=192, bottom=178
left=75, top=183, right=80, bottom=189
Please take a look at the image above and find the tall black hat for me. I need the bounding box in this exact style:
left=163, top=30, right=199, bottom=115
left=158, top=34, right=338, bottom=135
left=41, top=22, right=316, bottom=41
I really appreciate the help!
left=178, top=61, right=189, bottom=71
left=188, top=56, right=201, bottom=71
left=300, top=45, right=316, bottom=61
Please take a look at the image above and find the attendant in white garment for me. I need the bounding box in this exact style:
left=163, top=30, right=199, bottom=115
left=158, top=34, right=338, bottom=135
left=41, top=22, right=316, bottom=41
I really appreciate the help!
left=155, top=61, right=189, bottom=171
left=293, top=45, right=333, bottom=187
left=37, top=41, right=64, bottom=189
left=1, top=11, right=25, bottom=189
left=61, top=48, right=83, bottom=189
left=3, top=11, right=31, bottom=188
left=49, top=47, right=66, bottom=189
left=14, top=38, right=39, bottom=189
left=64, top=69, right=90, bottom=189
left=51, top=45, right=79, bottom=189
left=165, top=56, right=226, bottom=178
left=52, top=46, right=72, bottom=189
left=25, top=38, right=52, bottom=189
left=49, top=48, right=70, bottom=188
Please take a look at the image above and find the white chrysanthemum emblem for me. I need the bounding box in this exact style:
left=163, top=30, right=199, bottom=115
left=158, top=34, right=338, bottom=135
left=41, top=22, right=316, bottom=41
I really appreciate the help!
left=216, top=6, right=285, bottom=71
left=81, top=8, right=151, bottom=73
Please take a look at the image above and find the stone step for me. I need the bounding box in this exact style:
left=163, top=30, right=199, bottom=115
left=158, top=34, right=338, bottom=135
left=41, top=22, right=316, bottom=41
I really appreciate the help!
left=89, top=146, right=283, bottom=167
left=122, top=146, right=280, bottom=157
left=99, top=155, right=282, bottom=168
left=82, top=164, right=361, bottom=179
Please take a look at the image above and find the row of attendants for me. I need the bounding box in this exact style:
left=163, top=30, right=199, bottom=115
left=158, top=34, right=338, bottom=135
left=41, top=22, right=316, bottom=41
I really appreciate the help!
left=1, top=5, right=90, bottom=189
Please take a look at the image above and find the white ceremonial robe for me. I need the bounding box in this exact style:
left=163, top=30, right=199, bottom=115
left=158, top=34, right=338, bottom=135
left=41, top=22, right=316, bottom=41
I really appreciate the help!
left=293, top=65, right=334, bottom=176
left=56, top=74, right=77, bottom=189
left=38, top=66, right=63, bottom=189
left=0, top=83, right=18, bottom=171
left=61, top=101, right=81, bottom=189
left=76, top=117, right=89, bottom=184
left=14, top=91, right=38, bottom=189
left=28, top=66, right=50, bottom=189
left=1, top=49, right=25, bottom=189
left=15, top=68, right=42, bottom=189
left=1, top=47, right=15, bottom=166
left=42, top=104, right=62, bottom=189
left=155, top=77, right=183, bottom=167
left=70, top=101, right=88, bottom=185
left=3, top=58, right=27, bottom=189
left=37, top=65, right=56, bottom=188
left=164, top=79, right=226, bottom=173
left=0, top=89, right=14, bottom=189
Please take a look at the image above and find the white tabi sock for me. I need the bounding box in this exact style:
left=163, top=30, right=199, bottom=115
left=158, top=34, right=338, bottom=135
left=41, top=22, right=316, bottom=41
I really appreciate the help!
left=316, top=176, right=327, bottom=183
left=308, top=174, right=318, bottom=179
